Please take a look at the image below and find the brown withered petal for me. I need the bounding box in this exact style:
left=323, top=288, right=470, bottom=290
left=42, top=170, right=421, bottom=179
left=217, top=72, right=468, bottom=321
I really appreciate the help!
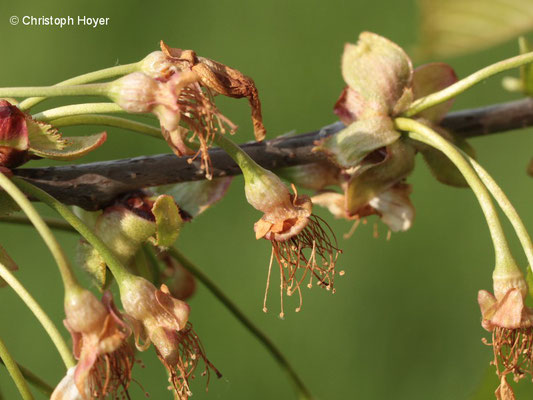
left=160, top=41, right=266, bottom=141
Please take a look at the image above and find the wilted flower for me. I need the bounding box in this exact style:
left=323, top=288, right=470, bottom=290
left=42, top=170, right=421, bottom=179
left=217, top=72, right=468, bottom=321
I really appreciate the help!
left=312, top=32, right=474, bottom=232
left=158, top=41, right=266, bottom=141
left=63, top=289, right=134, bottom=398
left=0, top=100, right=106, bottom=168
left=478, top=266, right=533, bottom=395
left=109, top=70, right=235, bottom=178
left=119, top=275, right=220, bottom=399
left=77, top=192, right=183, bottom=289
left=245, top=167, right=341, bottom=317
left=113, top=41, right=266, bottom=179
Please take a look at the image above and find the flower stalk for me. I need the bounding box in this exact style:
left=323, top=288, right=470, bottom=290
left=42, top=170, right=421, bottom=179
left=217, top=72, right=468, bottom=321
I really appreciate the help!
left=31, top=103, right=124, bottom=122
left=0, top=335, right=33, bottom=400
left=50, top=114, right=162, bottom=139
left=0, top=360, right=54, bottom=397
left=403, top=51, right=533, bottom=117
left=394, top=118, right=516, bottom=272
left=463, top=154, right=533, bottom=271
left=11, top=176, right=131, bottom=284
left=0, top=172, right=78, bottom=291
left=18, top=62, right=141, bottom=111
left=0, top=260, right=75, bottom=368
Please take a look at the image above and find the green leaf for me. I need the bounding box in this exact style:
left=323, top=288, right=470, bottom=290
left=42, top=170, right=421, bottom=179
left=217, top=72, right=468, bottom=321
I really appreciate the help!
left=317, top=117, right=400, bottom=168
left=151, top=195, right=182, bottom=247
left=342, top=32, right=413, bottom=115
left=415, top=0, right=533, bottom=59
left=0, top=243, right=18, bottom=288
left=155, top=177, right=232, bottom=217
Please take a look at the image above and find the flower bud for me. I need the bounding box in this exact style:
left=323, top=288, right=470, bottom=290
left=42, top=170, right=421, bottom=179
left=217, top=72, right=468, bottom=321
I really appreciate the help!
left=244, top=168, right=294, bottom=217
left=0, top=100, right=30, bottom=168
left=64, top=288, right=107, bottom=334
left=108, top=72, right=159, bottom=113
left=492, top=266, right=528, bottom=301
left=62, top=290, right=134, bottom=398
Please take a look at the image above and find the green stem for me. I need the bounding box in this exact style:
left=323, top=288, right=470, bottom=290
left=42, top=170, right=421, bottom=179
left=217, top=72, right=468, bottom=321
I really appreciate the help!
left=11, top=177, right=131, bottom=283
left=0, top=336, right=33, bottom=400
left=0, top=215, right=74, bottom=233
left=32, top=103, right=124, bottom=122
left=0, top=360, right=54, bottom=397
left=0, top=173, right=78, bottom=289
left=0, top=260, right=75, bottom=369
left=50, top=114, right=162, bottom=139
left=213, top=133, right=266, bottom=180
left=394, top=118, right=516, bottom=272
left=464, top=154, right=533, bottom=270
left=0, top=83, right=110, bottom=100
left=18, top=62, right=140, bottom=111
left=167, top=247, right=313, bottom=400
left=403, top=51, right=533, bottom=117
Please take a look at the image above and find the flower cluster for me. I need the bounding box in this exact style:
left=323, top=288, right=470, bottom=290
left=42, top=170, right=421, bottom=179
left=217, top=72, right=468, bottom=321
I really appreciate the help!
left=294, top=32, right=477, bottom=235
left=119, top=275, right=220, bottom=399
left=52, top=290, right=134, bottom=399
left=478, top=268, right=533, bottom=399
left=110, top=41, right=266, bottom=179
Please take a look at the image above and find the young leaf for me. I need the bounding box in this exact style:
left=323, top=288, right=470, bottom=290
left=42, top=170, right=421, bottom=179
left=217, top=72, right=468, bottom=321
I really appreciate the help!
left=415, top=0, right=533, bottom=59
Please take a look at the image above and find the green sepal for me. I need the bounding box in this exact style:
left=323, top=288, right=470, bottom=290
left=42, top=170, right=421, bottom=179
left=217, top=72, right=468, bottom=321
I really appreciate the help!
left=26, top=119, right=67, bottom=153
left=317, top=117, right=400, bottom=169
left=26, top=119, right=107, bottom=160
left=342, top=32, right=413, bottom=115
left=76, top=207, right=156, bottom=289
left=77, top=239, right=107, bottom=290
left=0, top=243, right=18, bottom=288
left=0, top=192, right=20, bottom=216
left=345, top=139, right=415, bottom=216
left=155, top=177, right=232, bottom=217
left=151, top=195, right=182, bottom=248
left=414, top=124, right=476, bottom=187
left=412, top=63, right=457, bottom=122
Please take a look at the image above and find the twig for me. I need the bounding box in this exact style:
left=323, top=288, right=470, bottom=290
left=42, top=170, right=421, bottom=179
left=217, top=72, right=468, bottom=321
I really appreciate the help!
left=12, top=98, right=533, bottom=210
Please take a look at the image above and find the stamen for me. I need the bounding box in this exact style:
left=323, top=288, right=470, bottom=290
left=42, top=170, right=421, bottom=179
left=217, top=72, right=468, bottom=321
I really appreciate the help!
left=263, top=248, right=274, bottom=313
left=343, top=218, right=360, bottom=239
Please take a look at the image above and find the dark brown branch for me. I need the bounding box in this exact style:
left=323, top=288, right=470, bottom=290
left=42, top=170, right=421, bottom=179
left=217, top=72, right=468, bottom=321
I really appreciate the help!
left=12, top=98, right=533, bottom=210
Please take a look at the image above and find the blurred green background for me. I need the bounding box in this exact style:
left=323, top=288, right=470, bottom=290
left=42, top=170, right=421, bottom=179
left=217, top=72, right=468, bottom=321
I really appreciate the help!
left=0, top=0, right=532, bottom=399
